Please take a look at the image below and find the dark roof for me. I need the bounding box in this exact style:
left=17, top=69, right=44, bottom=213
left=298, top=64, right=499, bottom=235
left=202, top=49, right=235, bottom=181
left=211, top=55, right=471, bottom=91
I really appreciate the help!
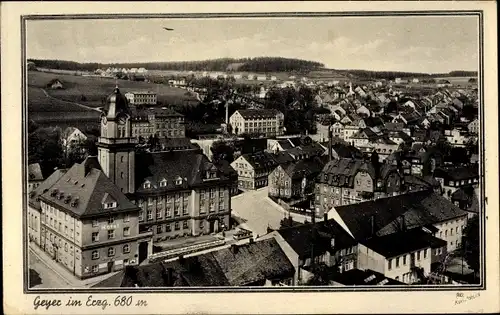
left=237, top=109, right=281, bottom=120
left=28, top=163, right=44, bottom=181
left=330, top=269, right=406, bottom=286
left=28, top=169, right=67, bottom=210
left=362, top=228, right=445, bottom=258
left=159, top=137, right=200, bottom=151
left=135, top=151, right=229, bottom=193
left=361, top=117, right=385, bottom=128
left=331, top=143, right=364, bottom=159
left=451, top=186, right=475, bottom=202
left=94, top=238, right=294, bottom=287
left=277, top=139, right=294, bottom=150
left=241, top=151, right=280, bottom=171
left=102, top=87, right=131, bottom=118
left=278, top=219, right=357, bottom=259
left=38, top=157, right=139, bottom=219
left=318, top=158, right=375, bottom=188
left=130, top=106, right=184, bottom=120
left=281, top=157, right=327, bottom=180
left=434, top=166, right=479, bottom=181
left=334, top=190, right=469, bottom=241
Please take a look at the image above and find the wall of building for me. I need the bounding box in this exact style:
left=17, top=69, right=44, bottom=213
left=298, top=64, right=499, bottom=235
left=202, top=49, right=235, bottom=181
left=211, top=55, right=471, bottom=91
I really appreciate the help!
left=434, top=216, right=468, bottom=252
left=384, top=247, right=432, bottom=284
left=356, top=243, right=386, bottom=275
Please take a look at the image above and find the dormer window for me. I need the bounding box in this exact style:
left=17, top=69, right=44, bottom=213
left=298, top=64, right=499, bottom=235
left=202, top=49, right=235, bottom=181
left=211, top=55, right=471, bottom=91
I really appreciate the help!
left=160, top=179, right=167, bottom=187
left=144, top=182, right=151, bottom=189
left=175, top=177, right=183, bottom=185
left=104, top=202, right=117, bottom=209
left=377, top=180, right=382, bottom=188
left=449, top=181, right=454, bottom=187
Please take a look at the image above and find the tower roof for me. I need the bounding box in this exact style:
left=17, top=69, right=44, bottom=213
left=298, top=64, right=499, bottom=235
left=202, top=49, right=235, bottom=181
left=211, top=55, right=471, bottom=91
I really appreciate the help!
left=103, top=86, right=130, bottom=119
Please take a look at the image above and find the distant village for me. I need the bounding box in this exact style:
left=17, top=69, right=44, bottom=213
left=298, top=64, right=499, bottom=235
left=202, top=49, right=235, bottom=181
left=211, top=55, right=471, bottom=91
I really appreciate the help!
left=28, top=61, right=480, bottom=288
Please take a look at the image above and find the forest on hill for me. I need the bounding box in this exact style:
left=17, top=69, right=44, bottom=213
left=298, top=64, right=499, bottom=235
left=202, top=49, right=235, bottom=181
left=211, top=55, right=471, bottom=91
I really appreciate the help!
left=28, top=57, right=324, bottom=73
left=335, top=69, right=478, bottom=80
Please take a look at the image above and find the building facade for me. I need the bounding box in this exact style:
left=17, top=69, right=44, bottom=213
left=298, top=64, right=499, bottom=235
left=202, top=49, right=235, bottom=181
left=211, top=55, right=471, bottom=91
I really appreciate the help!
left=130, top=107, right=185, bottom=139
left=229, top=109, right=284, bottom=137
left=125, top=91, right=157, bottom=105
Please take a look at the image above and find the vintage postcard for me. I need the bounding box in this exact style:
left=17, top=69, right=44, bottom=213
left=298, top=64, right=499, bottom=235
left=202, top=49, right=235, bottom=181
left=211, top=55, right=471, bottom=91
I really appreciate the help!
left=2, top=1, right=499, bottom=314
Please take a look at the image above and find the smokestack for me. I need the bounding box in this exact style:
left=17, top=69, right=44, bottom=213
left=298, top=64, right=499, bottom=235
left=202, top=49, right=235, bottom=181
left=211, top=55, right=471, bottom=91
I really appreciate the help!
left=370, top=215, right=375, bottom=237
left=225, top=102, right=229, bottom=125
left=324, top=212, right=328, bottom=222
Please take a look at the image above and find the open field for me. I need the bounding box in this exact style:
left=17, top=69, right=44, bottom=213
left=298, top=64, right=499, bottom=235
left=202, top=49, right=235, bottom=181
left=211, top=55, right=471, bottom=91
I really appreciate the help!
left=28, top=71, right=199, bottom=108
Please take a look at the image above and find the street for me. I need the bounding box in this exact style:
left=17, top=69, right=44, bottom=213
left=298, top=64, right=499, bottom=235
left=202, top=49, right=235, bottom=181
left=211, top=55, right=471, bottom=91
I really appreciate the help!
left=29, top=249, right=71, bottom=289
left=231, top=186, right=316, bottom=237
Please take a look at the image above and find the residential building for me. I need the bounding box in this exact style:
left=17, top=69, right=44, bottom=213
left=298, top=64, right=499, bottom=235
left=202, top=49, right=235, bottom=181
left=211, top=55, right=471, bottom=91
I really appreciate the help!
left=434, top=166, right=479, bottom=200
left=268, top=157, right=327, bottom=200
left=467, top=118, right=479, bottom=134
left=124, top=91, right=157, bottom=105
left=94, top=238, right=295, bottom=287
left=28, top=163, right=44, bottom=193
left=61, top=127, right=88, bottom=151
left=328, top=189, right=469, bottom=252
left=444, top=129, right=470, bottom=147
left=314, top=158, right=405, bottom=217
left=130, top=106, right=185, bottom=139
left=229, top=109, right=284, bottom=137
left=47, top=79, right=63, bottom=89
left=231, top=151, right=292, bottom=190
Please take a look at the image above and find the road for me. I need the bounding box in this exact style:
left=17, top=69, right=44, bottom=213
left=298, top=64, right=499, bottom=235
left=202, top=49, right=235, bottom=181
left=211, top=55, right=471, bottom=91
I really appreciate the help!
left=231, top=187, right=316, bottom=237
left=28, top=249, right=71, bottom=289
left=41, top=88, right=101, bottom=112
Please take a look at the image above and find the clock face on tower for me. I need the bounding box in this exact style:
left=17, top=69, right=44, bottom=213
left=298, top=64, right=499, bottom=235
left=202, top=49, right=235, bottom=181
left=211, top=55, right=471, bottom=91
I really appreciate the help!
left=118, top=116, right=127, bottom=125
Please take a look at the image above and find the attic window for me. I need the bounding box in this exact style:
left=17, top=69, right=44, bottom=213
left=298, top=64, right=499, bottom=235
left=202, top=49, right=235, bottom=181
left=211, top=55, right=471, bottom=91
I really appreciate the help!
left=50, top=189, right=58, bottom=197
left=144, top=182, right=151, bottom=189
left=160, top=179, right=167, bottom=187
left=64, top=195, right=72, bottom=204
left=57, top=192, right=64, bottom=200
left=377, top=180, right=383, bottom=188
left=104, top=202, right=117, bottom=209
left=175, top=177, right=183, bottom=185
left=71, top=198, right=79, bottom=207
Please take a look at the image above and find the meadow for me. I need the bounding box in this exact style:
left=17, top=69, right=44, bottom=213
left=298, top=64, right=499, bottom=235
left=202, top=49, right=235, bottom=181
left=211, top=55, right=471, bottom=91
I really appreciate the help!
left=28, top=71, right=199, bottom=108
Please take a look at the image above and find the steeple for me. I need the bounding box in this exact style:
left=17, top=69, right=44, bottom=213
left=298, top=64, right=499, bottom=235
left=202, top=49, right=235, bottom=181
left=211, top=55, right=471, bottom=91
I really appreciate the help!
left=103, top=85, right=130, bottom=120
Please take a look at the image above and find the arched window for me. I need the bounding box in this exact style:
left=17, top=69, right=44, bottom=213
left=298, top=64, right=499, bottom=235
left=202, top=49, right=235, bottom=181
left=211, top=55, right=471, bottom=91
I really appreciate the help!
left=120, top=172, right=124, bottom=179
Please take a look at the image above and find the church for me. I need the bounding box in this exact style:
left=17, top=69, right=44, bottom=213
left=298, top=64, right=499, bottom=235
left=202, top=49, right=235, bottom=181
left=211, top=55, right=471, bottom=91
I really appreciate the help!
left=28, top=86, right=233, bottom=279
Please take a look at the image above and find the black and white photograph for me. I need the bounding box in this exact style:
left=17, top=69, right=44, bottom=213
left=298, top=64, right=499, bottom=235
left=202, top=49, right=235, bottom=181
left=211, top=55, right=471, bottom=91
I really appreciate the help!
left=2, top=1, right=499, bottom=314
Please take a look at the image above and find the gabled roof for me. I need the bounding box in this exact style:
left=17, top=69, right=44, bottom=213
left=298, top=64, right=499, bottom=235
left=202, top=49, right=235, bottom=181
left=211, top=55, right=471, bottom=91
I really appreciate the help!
left=434, top=166, right=479, bottom=181
left=278, top=219, right=357, bottom=259
left=331, top=143, right=363, bottom=159
left=334, top=190, right=469, bottom=241
left=280, top=157, right=327, bottom=180
left=318, top=158, right=376, bottom=188
left=135, top=151, right=229, bottom=193
left=28, top=163, right=44, bottom=181
left=38, top=157, right=138, bottom=218
left=95, top=238, right=295, bottom=287
left=362, top=228, right=447, bottom=258
left=236, top=109, right=282, bottom=120
left=29, top=169, right=67, bottom=210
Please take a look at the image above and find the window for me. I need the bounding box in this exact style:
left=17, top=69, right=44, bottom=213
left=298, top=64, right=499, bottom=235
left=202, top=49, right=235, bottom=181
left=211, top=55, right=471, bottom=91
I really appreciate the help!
left=139, top=211, right=144, bottom=221
left=92, top=232, right=99, bottom=242
left=144, top=182, right=151, bottom=189
left=388, top=259, right=392, bottom=270
left=210, top=189, right=215, bottom=198
left=175, top=222, right=180, bottom=230
left=92, top=265, right=99, bottom=273
left=64, top=243, right=68, bottom=252
left=424, top=249, right=428, bottom=259
left=403, top=255, right=407, bottom=265
left=121, top=156, right=124, bottom=163
left=445, top=230, right=448, bottom=237
left=124, top=214, right=130, bottom=222
left=157, top=210, right=163, bottom=219
left=396, top=257, right=400, bottom=268
left=92, top=250, right=99, bottom=260
left=147, top=210, right=153, bottom=221
left=123, top=227, right=130, bottom=237
left=123, top=244, right=130, bottom=253
left=157, top=225, right=162, bottom=234
left=165, top=224, right=171, bottom=232
left=417, top=251, right=421, bottom=260
left=209, top=202, right=215, bottom=213
left=148, top=198, right=154, bottom=206
left=108, top=230, right=115, bottom=239
left=183, top=221, right=188, bottom=229
left=108, top=216, right=115, bottom=224
left=456, top=227, right=459, bottom=234
left=108, top=247, right=115, bottom=257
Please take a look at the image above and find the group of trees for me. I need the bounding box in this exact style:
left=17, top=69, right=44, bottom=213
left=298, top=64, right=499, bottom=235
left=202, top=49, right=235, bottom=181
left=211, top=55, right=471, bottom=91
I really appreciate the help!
left=28, top=57, right=324, bottom=73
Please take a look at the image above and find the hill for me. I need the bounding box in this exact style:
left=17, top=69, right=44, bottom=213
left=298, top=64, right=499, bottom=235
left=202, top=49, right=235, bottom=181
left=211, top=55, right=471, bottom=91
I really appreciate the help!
left=28, top=57, right=324, bottom=73
left=333, top=69, right=478, bottom=80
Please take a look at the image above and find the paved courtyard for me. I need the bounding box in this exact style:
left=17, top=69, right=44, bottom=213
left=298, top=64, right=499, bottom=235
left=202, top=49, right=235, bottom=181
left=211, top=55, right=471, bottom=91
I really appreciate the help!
left=231, top=186, right=317, bottom=237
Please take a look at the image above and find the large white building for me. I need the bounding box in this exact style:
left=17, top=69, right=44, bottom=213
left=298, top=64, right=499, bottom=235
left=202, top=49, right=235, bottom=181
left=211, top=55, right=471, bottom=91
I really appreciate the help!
left=229, top=109, right=284, bottom=137
left=124, top=91, right=157, bottom=106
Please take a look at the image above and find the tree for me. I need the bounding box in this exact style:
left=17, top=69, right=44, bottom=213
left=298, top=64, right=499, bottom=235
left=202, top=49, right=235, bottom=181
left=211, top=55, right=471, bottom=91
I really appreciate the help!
left=211, top=141, right=235, bottom=164
left=461, top=215, right=479, bottom=274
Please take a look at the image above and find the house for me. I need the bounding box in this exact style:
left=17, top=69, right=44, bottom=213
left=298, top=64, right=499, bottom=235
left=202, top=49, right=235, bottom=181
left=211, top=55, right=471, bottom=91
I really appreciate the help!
left=46, top=79, right=64, bottom=89
left=261, top=218, right=358, bottom=285
left=229, top=109, right=284, bottom=137
left=124, top=91, right=157, bottom=106
left=231, top=151, right=286, bottom=190
left=434, top=166, right=479, bottom=200
left=329, top=143, right=363, bottom=160
left=444, top=128, right=470, bottom=147
left=314, top=158, right=405, bottom=216
left=268, top=157, right=326, bottom=200
left=61, top=127, right=88, bottom=150
left=328, top=189, right=469, bottom=252
left=27, top=163, right=44, bottom=193
left=130, top=106, right=185, bottom=139
left=358, top=228, right=444, bottom=284
left=94, top=238, right=295, bottom=287
left=356, top=105, right=371, bottom=117
left=354, top=86, right=368, bottom=98
left=467, top=118, right=479, bottom=134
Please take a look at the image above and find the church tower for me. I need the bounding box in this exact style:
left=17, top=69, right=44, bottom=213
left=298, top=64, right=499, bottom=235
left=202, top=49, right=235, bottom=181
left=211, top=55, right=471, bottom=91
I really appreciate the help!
left=97, top=86, right=137, bottom=194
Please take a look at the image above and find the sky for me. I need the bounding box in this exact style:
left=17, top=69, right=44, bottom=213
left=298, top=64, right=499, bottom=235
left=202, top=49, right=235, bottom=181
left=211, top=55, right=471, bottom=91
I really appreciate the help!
left=27, top=16, right=479, bottom=73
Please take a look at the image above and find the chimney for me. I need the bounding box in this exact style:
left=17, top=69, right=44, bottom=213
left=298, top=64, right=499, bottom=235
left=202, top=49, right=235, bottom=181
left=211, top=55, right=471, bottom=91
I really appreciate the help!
left=324, top=212, right=328, bottom=222
left=230, top=244, right=239, bottom=254
left=178, top=255, right=185, bottom=264
left=249, top=238, right=255, bottom=244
